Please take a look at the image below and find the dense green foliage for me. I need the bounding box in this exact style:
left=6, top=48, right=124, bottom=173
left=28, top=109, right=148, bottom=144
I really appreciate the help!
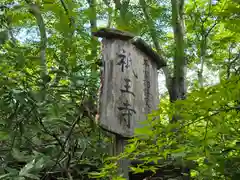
left=0, top=0, right=239, bottom=179
left=0, top=1, right=109, bottom=179
left=94, top=76, right=240, bottom=180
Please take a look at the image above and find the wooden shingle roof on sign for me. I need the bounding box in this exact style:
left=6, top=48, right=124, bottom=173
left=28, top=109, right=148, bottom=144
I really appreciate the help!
left=93, top=28, right=166, bottom=69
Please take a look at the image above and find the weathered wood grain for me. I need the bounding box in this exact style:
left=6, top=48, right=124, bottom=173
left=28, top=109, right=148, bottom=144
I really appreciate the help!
left=95, top=29, right=161, bottom=180
left=93, top=28, right=135, bottom=40
left=93, top=28, right=166, bottom=69
left=99, top=38, right=159, bottom=137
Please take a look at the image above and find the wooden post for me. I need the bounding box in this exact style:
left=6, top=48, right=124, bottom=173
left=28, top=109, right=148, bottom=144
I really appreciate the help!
left=115, top=135, right=129, bottom=179
left=93, top=28, right=165, bottom=180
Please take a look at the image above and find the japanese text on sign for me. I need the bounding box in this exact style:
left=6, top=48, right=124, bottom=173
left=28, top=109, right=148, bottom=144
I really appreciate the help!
left=143, top=59, right=152, bottom=113
left=117, top=49, right=138, bottom=129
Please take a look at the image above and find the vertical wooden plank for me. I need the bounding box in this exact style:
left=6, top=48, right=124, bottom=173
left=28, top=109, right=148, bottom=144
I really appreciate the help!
left=99, top=38, right=159, bottom=137
left=115, top=135, right=129, bottom=180
left=94, top=29, right=162, bottom=180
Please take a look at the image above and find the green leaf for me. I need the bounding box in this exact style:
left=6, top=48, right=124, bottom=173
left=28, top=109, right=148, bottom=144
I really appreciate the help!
left=21, top=173, right=40, bottom=180
left=0, top=131, right=9, bottom=140
left=12, top=149, right=31, bottom=162
left=0, top=173, right=13, bottom=179
left=19, top=161, right=34, bottom=176
left=34, top=158, right=45, bottom=170
left=130, top=166, right=145, bottom=174
left=5, top=167, right=19, bottom=174
left=134, top=125, right=153, bottom=137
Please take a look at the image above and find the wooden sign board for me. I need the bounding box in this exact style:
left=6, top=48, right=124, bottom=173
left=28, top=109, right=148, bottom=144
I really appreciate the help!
left=94, top=29, right=164, bottom=138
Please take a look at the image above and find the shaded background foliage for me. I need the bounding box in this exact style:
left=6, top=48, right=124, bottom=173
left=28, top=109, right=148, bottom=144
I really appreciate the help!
left=0, top=0, right=239, bottom=179
left=0, top=1, right=110, bottom=179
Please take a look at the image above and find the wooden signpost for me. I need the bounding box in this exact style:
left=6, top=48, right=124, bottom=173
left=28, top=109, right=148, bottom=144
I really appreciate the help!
left=93, top=28, right=165, bottom=179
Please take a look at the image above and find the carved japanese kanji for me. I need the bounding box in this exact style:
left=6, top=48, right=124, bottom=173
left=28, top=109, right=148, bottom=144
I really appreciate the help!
left=116, top=49, right=132, bottom=72
left=118, top=100, right=136, bottom=128
left=120, top=78, right=135, bottom=97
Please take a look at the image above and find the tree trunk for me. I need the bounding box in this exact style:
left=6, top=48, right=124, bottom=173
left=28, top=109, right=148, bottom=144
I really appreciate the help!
left=87, top=0, right=98, bottom=71
left=198, top=37, right=207, bottom=88
left=170, top=0, right=186, bottom=104
left=27, top=2, right=47, bottom=79
left=139, top=0, right=172, bottom=98
left=140, top=0, right=186, bottom=106
left=197, top=18, right=218, bottom=87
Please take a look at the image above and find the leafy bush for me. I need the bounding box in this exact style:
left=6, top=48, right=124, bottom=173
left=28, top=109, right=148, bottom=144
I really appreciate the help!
left=92, top=76, right=240, bottom=180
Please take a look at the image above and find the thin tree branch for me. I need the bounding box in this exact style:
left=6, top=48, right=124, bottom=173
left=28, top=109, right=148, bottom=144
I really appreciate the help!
left=226, top=44, right=233, bottom=79
left=87, top=0, right=98, bottom=71
left=48, top=114, right=83, bottom=176
left=59, top=0, right=75, bottom=29
left=25, top=1, right=47, bottom=78
left=205, top=20, right=218, bottom=38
